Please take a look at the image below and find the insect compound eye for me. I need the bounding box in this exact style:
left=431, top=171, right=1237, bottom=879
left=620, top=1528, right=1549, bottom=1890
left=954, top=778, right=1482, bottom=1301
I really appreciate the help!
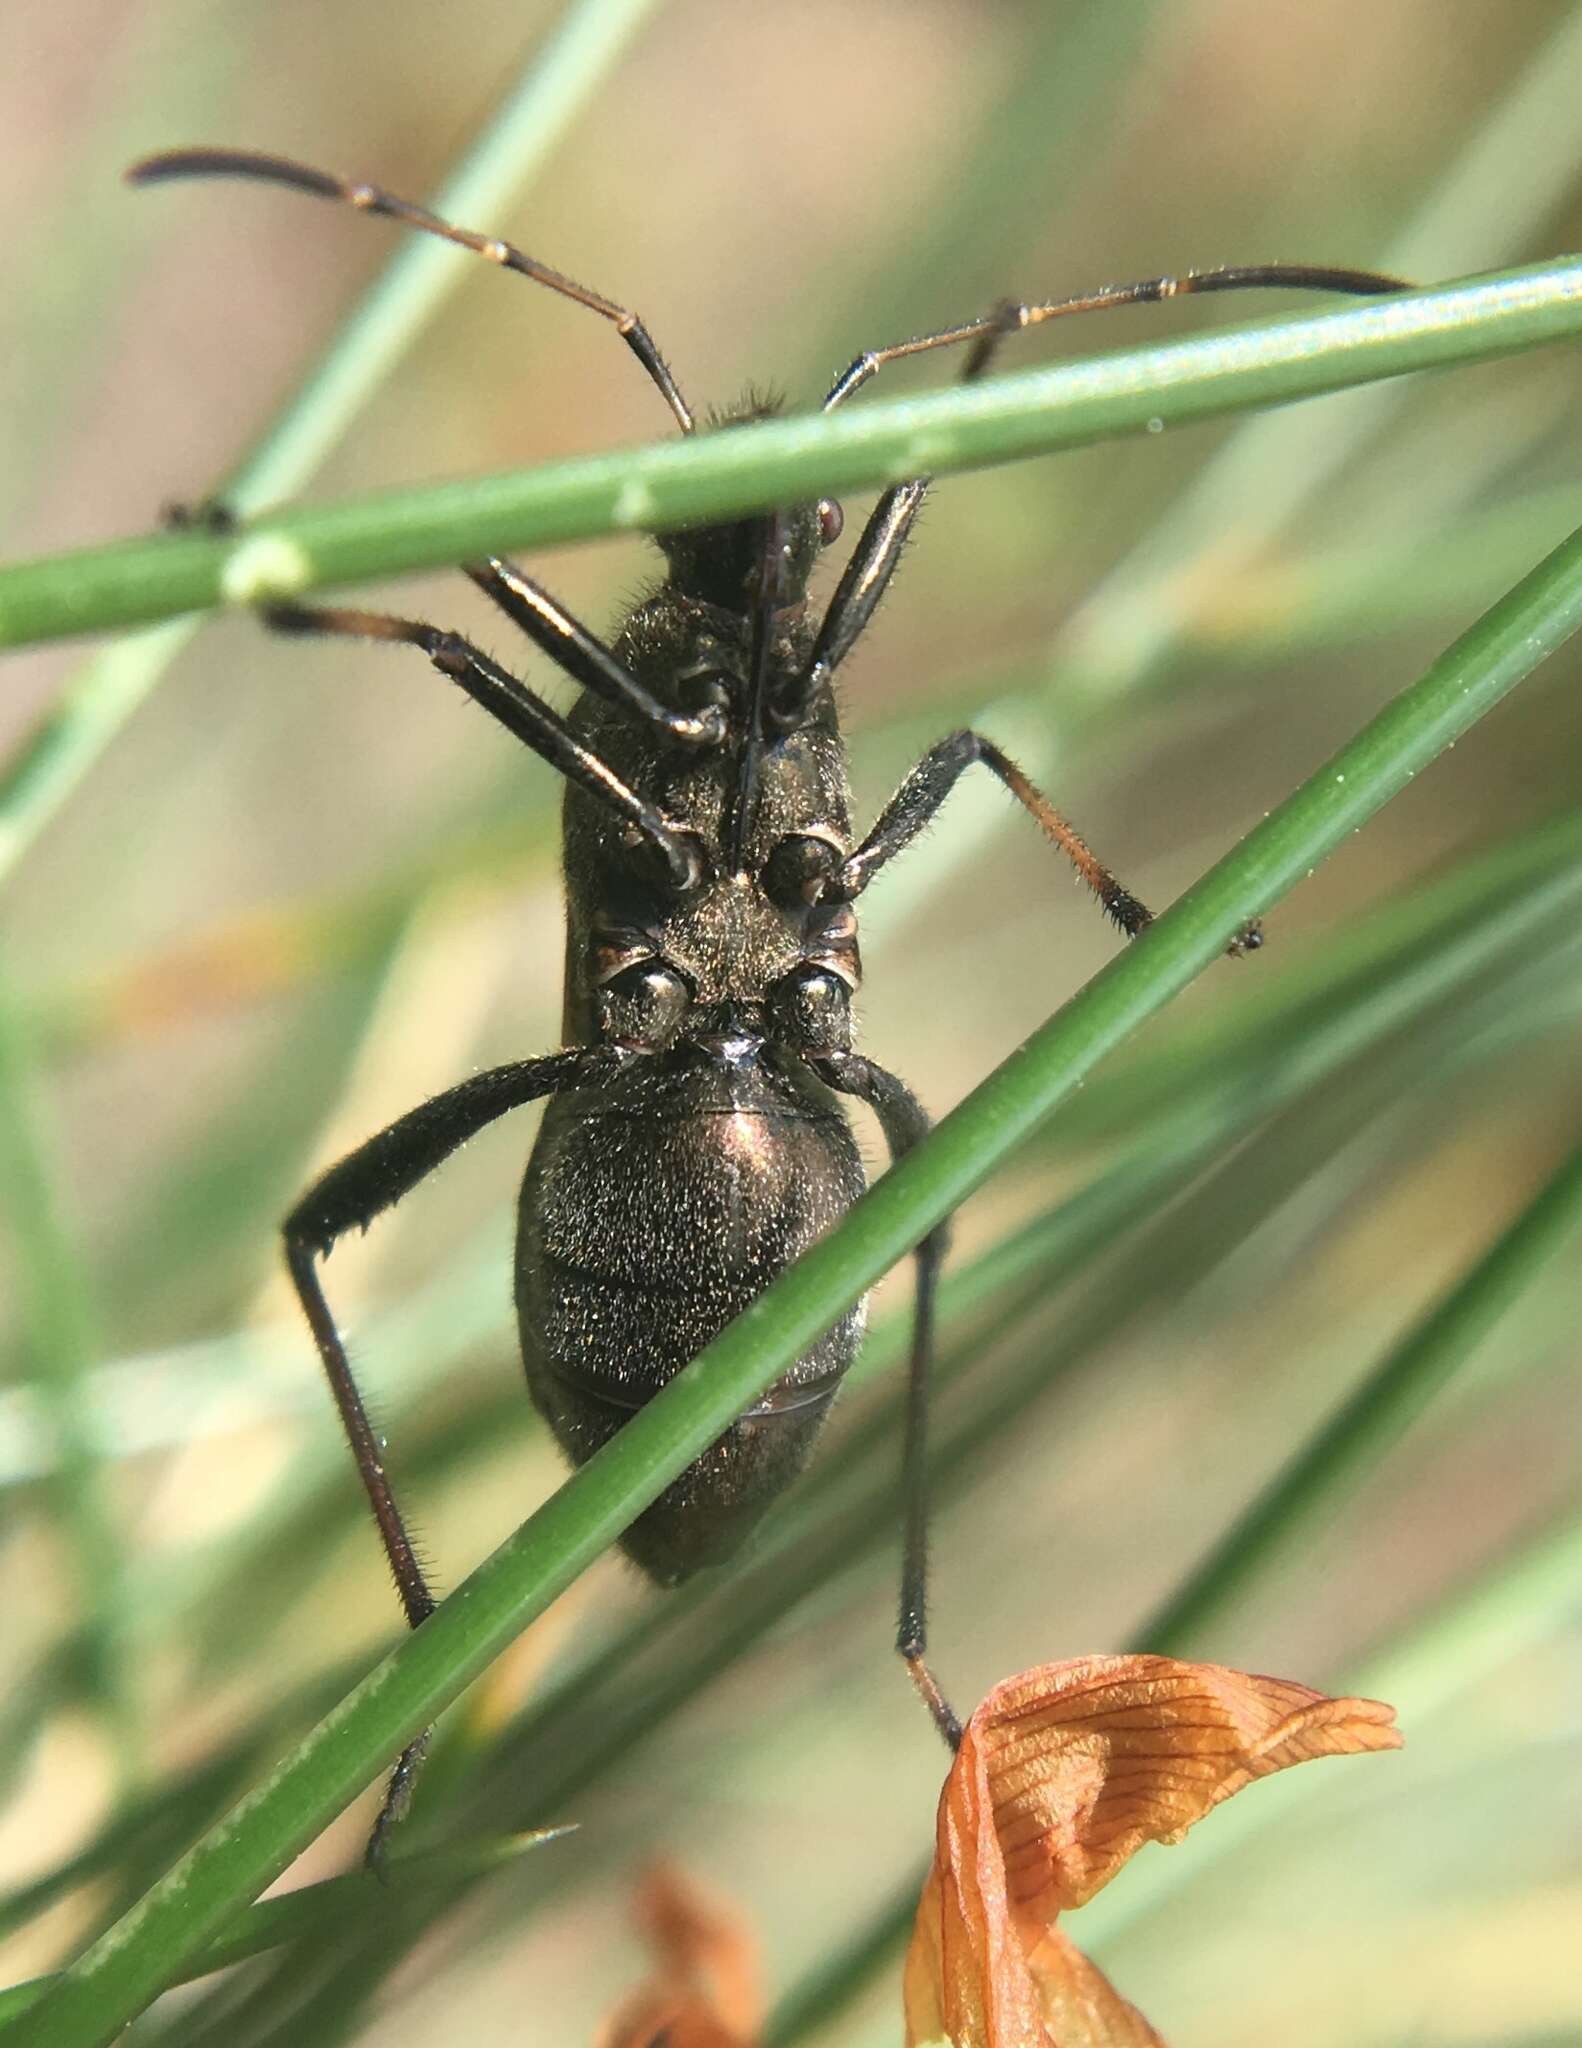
left=595, top=962, right=691, bottom=1051
left=771, top=967, right=851, bottom=1055
left=817, top=498, right=845, bottom=547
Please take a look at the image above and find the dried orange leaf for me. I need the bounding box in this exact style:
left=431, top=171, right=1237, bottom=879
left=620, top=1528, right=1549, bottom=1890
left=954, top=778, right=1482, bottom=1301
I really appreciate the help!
left=598, top=1862, right=763, bottom=2048
left=904, top=1654, right=1401, bottom=2047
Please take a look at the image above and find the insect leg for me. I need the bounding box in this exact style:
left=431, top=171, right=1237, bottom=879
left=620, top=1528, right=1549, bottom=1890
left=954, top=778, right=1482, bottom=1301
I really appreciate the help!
left=811, top=1051, right=960, bottom=1749
left=264, top=602, right=702, bottom=891
left=815, top=729, right=1261, bottom=955
left=467, top=560, right=725, bottom=747
left=129, top=148, right=695, bottom=431
left=822, top=264, right=1407, bottom=408
left=797, top=303, right=1016, bottom=713
left=283, top=1046, right=623, bottom=1859
left=807, top=271, right=1404, bottom=714
left=798, top=481, right=929, bottom=704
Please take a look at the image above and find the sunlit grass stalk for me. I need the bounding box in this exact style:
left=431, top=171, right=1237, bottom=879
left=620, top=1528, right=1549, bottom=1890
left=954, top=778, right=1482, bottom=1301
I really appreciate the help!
left=1141, top=1132, right=1582, bottom=1653
left=1194, top=480, right=1582, bottom=659
left=761, top=1101, right=1582, bottom=2046
left=1054, top=801, right=1582, bottom=1148
left=7, top=791, right=1577, bottom=1506
left=1053, top=1, right=1582, bottom=702
left=13, top=455, right=1582, bottom=2048
left=0, top=955, right=133, bottom=1779
left=10, top=801, right=1574, bottom=1976
left=0, top=1831, right=569, bottom=2028
left=0, top=0, right=663, bottom=885
left=3, top=266, right=1582, bottom=653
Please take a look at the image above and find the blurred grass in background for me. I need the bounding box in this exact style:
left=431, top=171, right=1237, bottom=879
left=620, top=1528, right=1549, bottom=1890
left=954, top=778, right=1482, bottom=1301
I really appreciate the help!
left=2, top=0, right=1582, bottom=2042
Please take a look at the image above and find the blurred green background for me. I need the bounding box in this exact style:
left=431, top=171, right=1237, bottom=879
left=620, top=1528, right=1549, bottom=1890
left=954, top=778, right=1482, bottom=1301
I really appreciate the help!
left=3, top=1, right=1582, bottom=2042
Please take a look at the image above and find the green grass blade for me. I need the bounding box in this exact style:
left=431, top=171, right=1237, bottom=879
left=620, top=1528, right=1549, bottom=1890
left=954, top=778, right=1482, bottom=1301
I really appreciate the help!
left=759, top=1086, right=1582, bottom=2047
left=1190, top=481, right=1582, bottom=659
left=0, top=1831, right=570, bottom=2028
left=12, top=426, right=1582, bottom=2048
left=9, top=786, right=1576, bottom=1958
left=1051, top=801, right=1582, bottom=1150
left=798, top=0, right=1164, bottom=364
left=1140, top=1133, right=1582, bottom=1654
left=0, top=954, right=132, bottom=1770
left=20, top=799, right=1572, bottom=1950
left=0, top=0, right=663, bottom=884
left=3, top=263, right=1582, bottom=649
left=1055, top=2, right=1582, bottom=702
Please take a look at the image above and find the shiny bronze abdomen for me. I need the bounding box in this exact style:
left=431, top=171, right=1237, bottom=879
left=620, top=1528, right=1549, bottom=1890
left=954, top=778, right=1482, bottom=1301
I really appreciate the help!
left=517, top=1050, right=866, bottom=1583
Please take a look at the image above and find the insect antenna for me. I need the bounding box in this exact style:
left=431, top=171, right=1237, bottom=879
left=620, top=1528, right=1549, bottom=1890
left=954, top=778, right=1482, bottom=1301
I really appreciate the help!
left=823, top=261, right=1409, bottom=406
left=126, top=146, right=695, bottom=432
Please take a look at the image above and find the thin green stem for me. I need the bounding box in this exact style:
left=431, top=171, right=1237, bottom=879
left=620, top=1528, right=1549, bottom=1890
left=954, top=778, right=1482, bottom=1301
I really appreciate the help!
left=1054, top=3, right=1582, bottom=702
left=11, top=785, right=1574, bottom=1952
left=794, top=0, right=1162, bottom=369
left=1196, top=481, right=1582, bottom=660
left=2, top=263, right=1581, bottom=650
left=1053, top=801, right=1582, bottom=1149
left=764, top=1105, right=1582, bottom=2048
left=13, top=442, right=1582, bottom=2048
left=0, top=0, right=663, bottom=883
left=1140, top=1132, right=1582, bottom=1654
left=0, top=1832, right=569, bottom=2027
left=0, top=952, right=132, bottom=1775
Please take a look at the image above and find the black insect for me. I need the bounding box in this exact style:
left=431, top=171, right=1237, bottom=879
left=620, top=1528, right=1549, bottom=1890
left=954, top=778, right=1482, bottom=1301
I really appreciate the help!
left=130, top=148, right=1405, bottom=1858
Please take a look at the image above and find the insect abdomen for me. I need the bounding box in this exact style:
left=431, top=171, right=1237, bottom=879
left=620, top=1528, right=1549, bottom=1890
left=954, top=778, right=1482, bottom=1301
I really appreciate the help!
left=516, top=1056, right=866, bottom=1583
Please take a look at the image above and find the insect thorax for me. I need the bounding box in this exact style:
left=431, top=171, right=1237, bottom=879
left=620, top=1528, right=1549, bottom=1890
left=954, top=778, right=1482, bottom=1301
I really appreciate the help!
left=551, top=586, right=857, bottom=1041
